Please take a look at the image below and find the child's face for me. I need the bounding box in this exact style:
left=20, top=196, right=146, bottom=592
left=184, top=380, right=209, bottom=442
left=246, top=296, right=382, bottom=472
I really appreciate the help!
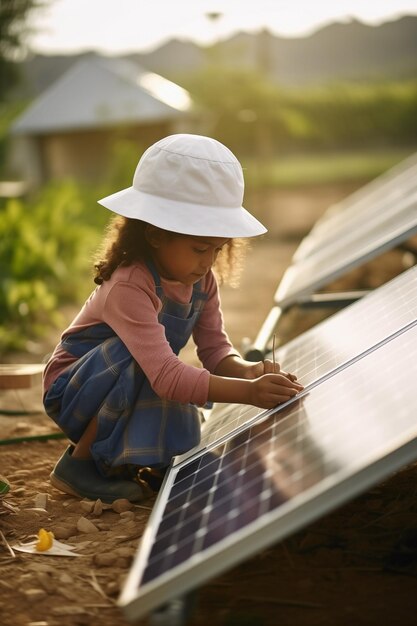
left=149, top=231, right=230, bottom=285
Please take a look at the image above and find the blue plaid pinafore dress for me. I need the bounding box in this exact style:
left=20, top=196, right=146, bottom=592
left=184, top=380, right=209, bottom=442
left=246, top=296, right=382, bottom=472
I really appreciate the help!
left=43, top=262, right=208, bottom=472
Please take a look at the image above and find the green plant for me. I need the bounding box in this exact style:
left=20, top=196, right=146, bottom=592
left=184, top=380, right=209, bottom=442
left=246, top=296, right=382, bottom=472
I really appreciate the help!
left=0, top=183, right=101, bottom=353
left=0, top=137, right=147, bottom=354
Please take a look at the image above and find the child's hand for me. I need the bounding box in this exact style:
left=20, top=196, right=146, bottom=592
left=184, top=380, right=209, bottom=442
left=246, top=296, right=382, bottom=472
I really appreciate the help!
left=244, top=359, right=299, bottom=383
left=249, top=373, right=304, bottom=409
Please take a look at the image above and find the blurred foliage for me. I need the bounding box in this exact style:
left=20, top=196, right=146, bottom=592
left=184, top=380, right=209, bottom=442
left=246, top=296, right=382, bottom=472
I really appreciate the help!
left=0, top=139, right=141, bottom=354
left=0, top=98, right=27, bottom=170
left=184, top=66, right=289, bottom=157
left=0, top=183, right=97, bottom=352
left=0, top=0, right=45, bottom=100
left=183, top=67, right=417, bottom=155
left=243, top=147, right=414, bottom=188
left=286, top=81, right=417, bottom=148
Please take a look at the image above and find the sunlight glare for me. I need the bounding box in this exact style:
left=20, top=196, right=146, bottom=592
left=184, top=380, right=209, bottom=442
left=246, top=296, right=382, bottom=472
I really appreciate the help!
left=138, top=73, right=192, bottom=111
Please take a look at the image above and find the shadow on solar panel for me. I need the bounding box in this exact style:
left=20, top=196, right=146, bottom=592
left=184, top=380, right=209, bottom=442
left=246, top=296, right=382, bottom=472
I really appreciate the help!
left=119, top=268, right=417, bottom=624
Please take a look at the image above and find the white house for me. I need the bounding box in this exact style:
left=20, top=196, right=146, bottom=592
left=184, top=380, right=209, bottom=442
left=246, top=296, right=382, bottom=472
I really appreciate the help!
left=10, top=56, right=196, bottom=187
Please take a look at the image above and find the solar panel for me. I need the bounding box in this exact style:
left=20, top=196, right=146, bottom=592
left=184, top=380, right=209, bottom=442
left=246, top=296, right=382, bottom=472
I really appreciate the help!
left=275, top=264, right=417, bottom=385
left=294, top=152, right=417, bottom=261
left=181, top=266, right=417, bottom=457
left=275, top=190, right=417, bottom=309
left=119, top=323, right=417, bottom=621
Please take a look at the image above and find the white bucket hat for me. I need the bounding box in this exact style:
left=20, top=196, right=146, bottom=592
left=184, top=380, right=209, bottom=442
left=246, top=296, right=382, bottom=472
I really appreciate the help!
left=98, top=134, right=267, bottom=238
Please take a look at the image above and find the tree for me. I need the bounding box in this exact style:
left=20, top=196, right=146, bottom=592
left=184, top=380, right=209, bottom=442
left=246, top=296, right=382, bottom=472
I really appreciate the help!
left=0, top=0, right=44, bottom=99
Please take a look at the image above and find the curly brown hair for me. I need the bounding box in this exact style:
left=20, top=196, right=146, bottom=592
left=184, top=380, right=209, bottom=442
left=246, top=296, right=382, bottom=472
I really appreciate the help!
left=93, top=216, right=248, bottom=286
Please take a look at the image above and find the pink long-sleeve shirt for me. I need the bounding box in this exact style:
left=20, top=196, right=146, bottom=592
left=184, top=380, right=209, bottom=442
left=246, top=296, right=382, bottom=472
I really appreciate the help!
left=43, top=262, right=238, bottom=407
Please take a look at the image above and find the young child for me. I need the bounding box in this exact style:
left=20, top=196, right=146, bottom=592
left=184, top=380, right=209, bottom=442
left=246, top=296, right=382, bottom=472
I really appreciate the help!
left=43, top=134, right=303, bottom=503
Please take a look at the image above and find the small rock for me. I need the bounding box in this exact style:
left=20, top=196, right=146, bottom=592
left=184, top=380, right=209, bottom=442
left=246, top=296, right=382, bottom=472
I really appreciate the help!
left=93, top=499, right=103, bottom=516
left=77, top=516, right=99, bottom=533
left=106, top=581, right=120, bottom=596
left=25, top=507, right=48, bottom=515
left=94, top=521, right=111, bottom=531
left=34, top=493, right=48, bottom=509
left=111, top=498, right=133, bottom=513
left=58, top=587, right=79, bottom=602
left=120, top=510, right=135, bottom=520
left=115, top=546, right=135, bottom=558
left=27, top=562, right=54, bottom=574
left=35, top=571, right=56, bottom=594
left=23, top=588, right=47, bottom=601
left=75, top=540, right=93, bottom=550
left=79, top=500, right=95, bottom=514
left=12, top=487, right=26, bottom=497
left=14, top=422, right=30, bottom=432
left=94, top=552, right=118, bottom=567
left=53, top=525, right=77, bottom=540
left=10, top=469, right=31, bottom=478
left=118, top=519, right=136, bottom=530
left=59, top=572, right=74, bottom=584
left=52, top=606, right=87, bottom=616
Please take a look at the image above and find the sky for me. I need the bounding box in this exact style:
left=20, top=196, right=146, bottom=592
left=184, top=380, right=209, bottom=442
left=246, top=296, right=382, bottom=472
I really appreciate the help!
left=27, top=0, right=417, bottom=56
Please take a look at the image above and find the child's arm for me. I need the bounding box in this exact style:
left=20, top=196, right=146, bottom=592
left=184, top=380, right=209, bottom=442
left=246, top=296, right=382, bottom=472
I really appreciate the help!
left=208, top=355, right=303, bottom=410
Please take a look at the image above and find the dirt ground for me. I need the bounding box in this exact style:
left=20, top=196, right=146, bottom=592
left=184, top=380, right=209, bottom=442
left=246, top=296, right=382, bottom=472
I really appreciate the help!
left=1, top=183, right=417, bottom=626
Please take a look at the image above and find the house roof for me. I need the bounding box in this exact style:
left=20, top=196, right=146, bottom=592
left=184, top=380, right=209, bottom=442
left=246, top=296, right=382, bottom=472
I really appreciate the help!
left=12, top=56, right=192, bottom=135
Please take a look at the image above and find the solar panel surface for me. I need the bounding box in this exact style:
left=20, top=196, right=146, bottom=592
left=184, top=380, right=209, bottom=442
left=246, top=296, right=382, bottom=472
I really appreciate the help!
left=181, top=266, right=417, bottom=458
left=294, top=152, right=417, bottom=261
left=275, top=191, right=417, bottom=308
left=120, top=322, right=417, bottom=622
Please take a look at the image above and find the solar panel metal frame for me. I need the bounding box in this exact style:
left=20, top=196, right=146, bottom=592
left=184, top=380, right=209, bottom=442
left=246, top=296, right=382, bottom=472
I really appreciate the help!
left=119, top=323, right=417, bottom=621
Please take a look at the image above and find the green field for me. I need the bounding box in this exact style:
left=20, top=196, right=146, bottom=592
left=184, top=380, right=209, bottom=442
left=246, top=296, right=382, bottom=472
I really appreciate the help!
left=243, top=147, right=416, bottom=189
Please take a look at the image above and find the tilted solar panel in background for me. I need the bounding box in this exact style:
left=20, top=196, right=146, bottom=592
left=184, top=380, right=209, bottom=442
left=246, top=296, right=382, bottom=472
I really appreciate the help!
left=294, top=152, right=417, bottom=262
left=295, top=155, right=417, bottom=261
left=119, top=323, right=417, bottom=621
left=246, top=156, right=417, bottom=361
left=179, top=266, right=417, bottom=458
left=318, top=151, right=417, bottom=222
left=275, top=190, right=417, bottom=310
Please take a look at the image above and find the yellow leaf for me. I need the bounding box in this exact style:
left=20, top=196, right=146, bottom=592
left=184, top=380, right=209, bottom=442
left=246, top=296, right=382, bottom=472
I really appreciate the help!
left=35, top=528, right=54, bottom=552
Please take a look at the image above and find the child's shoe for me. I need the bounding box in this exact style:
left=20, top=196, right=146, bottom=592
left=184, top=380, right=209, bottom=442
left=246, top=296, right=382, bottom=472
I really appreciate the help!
left=50, top=446, right=145, bottom=503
